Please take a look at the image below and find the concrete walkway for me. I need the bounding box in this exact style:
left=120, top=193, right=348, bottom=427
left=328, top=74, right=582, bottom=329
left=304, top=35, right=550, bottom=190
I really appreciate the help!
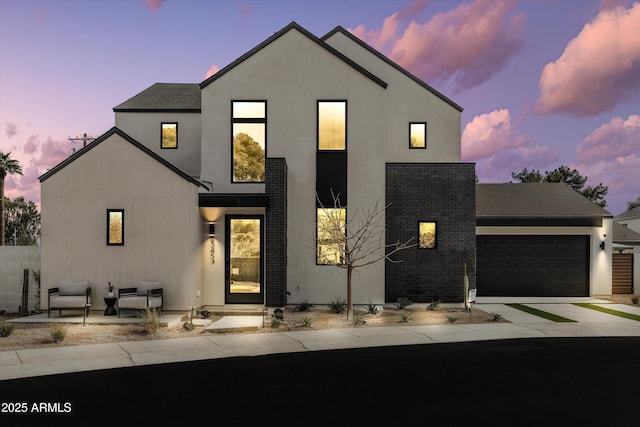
left=3, top=297, right=640, bottom=381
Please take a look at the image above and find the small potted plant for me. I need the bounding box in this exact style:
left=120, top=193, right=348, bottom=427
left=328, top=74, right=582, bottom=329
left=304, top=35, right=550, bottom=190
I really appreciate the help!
left=107, top=282, right=115, bottom=297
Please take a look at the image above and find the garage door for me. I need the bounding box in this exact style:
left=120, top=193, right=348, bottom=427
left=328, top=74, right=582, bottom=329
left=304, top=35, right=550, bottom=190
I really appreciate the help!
left=477, top=235, right=590, bottom=297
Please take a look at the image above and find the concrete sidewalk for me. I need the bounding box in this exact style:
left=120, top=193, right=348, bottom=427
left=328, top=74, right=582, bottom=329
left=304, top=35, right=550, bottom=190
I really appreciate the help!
left=3, top=297, right=640, bottom=381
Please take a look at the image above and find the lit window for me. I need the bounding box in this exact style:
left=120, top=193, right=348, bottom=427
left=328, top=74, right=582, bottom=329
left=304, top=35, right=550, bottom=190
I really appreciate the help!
left=317, top=208, right=346, bottom=264
left=107, top=209, right=124, bottom=246
left=419, top=221, right=436, bottom=249
left=161, top=123, right=177, bottom=149
left=232, top=101, right=266, bottom=182
left=318, top=101, right=346, bottom=150
left=410, top=122, right=426, bottom=149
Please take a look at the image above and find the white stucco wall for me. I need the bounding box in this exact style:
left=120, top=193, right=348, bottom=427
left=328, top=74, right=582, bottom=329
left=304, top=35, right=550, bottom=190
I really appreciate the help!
left=199, top=28, right=462, bottom=305
left=114, top=112, right=201, bottom=178
left=41, top=133, right=203, bottom=311
left=476, top=219, right=613, bottom=296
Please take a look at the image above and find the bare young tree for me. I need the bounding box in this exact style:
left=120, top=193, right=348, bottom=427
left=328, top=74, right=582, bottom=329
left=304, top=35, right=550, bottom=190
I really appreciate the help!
left=316, top=191, right=416, bottom=320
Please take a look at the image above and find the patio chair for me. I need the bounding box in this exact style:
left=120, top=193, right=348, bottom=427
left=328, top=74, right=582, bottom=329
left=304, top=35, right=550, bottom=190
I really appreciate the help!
left=117, top=281, right=163, bottom=317
left=48, top=280, right=91, bottom=318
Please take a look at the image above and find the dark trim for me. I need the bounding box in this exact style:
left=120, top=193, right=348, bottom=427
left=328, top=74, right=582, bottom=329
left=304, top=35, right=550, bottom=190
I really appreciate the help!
left=317, top=100, right=347, bottom=151
left=409, top=122, right=427, bottom=149
left=38, top=127, right=206, bottom=188
left=200, top=22, right=387, bottom=90
left=106, top=209, right=125, bottom=246
left=225, top=215, right=265, bottom=304
left=198, top=193, right=268, bottom=208
left=321, top=26, right=462, bottom=112
left=232, top=100, right=267, bottom=184
left=418, top=220, right=437, bottom=249
left=161, top=122, right=178, bottom=149
left=477, top=217, right=604, bottom=227
left=113, top=108, right=201, bottom=113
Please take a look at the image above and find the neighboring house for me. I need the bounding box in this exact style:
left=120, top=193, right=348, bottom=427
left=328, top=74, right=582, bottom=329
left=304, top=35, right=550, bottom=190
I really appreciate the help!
left=38, top=22, right=614, bottom=313
left=613, top=207, right=640, bottom=294
left=476, top=183, right=612, bottom=297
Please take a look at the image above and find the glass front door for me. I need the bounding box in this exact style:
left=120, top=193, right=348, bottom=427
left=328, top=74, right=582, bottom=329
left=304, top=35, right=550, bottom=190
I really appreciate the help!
left=226, top=216, right=264, bottom=304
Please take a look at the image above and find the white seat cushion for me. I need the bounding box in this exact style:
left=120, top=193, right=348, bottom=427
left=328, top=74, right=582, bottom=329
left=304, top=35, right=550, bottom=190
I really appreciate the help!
left=118, top=296, right=162, bottom=309
left=49, top=295, right=90, bottom=308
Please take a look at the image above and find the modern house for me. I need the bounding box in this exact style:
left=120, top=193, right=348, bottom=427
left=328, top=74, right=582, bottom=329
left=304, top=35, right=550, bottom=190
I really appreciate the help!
left=38, top=22, right=613, bottom=313
left=613, top=206, right=640, bottom=294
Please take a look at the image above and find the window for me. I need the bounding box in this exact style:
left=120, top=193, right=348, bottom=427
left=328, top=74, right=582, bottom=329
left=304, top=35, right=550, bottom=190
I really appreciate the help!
left=410, top=122, right=426, bottom=149
left=317, top=208, right=346, bottom=264
left=318, top=101, right=346, bottom=150
left=418, top=221, right=436, bottom=249
left=161, top=123, right=177, bottom=149
left=232, top=101, right=266, bottom=182
left=107, top=209, right=124, bottom=246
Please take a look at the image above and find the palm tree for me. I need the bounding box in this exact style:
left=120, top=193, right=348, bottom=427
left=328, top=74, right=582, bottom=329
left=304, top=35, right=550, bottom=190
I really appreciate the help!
left=0, top=152, right=23, bottom=245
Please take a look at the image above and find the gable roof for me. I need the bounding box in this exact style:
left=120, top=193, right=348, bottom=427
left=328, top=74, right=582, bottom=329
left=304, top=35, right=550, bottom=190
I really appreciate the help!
left=612, top=221, right=640, bottom=245
left=615, top=205, right=640, bottom=221
left=200, top=21, right=387, bottom=90
left=113, top=83, right=201, bottom=112
left=321, top=26, right=463, bottom=113
left=38, top=127, right=206, bottom=188
left=477, top=183, right=612, bottom=226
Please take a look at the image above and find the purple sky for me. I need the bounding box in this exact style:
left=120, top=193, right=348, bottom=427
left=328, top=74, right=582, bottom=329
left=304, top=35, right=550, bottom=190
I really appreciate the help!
left=1, top=0, right=639, bottom=215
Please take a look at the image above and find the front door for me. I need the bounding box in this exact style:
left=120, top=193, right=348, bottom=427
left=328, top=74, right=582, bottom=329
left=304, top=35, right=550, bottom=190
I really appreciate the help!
left=225, top=215, right=264, bottom=304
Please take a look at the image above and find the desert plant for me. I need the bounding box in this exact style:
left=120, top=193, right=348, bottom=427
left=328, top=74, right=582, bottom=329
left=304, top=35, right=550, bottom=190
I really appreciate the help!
left=272, top=308, right=284, bottom=320
left=0, top=320, right=15, bottom=337
left=394, top=297, right=413, bottom=310
left=143, top=308, right=160, bottom=335
left=399, top=312, right=411, bottom=323
left=631, top=296, right=639, bottom=305
left=200, top=310, right=211, bottom=319
left=447, top=316, right=458, bottom=323
left=299, top=316, right=314, bottom=328
left=491, top=312, right=503, bottom=322
left=50, top=324, right=66, bottom=343
left=328, top=297, right=347, bottom=314
left=183, top=322, right=195, bottom=331
left=427, top=300, right=441, bottom=311
left=365, top=299, right=378, bottom=314
left=351, top=315, right=366, bottom=326
left=294, top=300, right=314, bottom=312
left=271, top=318, right=281, bottom=328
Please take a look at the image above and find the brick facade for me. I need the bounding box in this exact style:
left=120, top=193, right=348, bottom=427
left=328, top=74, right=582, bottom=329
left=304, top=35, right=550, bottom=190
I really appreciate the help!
left=265, top=158, right=288, bottom=307
left=385, top=163, right=476, bottom=303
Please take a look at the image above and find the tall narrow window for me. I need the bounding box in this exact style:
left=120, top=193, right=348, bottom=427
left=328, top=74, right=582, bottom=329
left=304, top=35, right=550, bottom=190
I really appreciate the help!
left=410, top=122, right=426, bottom=149
left=318, top=101, right=346, bottom=150
left=107, top=209, right=124, bottom=246
left=418, top=221, right=436, bottom=249
left=161, top=123, right=178, bottom=149
left=232, top=101, right=266, bottom=182
left=317, top=208, right=346, bottom=265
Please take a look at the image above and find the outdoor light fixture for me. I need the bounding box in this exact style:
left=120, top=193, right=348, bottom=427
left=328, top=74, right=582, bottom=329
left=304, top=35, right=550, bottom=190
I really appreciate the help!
left=206, top=223, right=216, bottom=264
left=600, top=241, right=605, bottom=250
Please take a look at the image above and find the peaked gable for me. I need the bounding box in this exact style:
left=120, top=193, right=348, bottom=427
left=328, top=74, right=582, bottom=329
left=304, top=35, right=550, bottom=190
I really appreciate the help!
left=200, top=21, right=387, bottom=90
left=322, top=26, right=463, bottom=112
left=38, top=127, right=206, bottom=188
left=113, top=83, right=201, bottom=112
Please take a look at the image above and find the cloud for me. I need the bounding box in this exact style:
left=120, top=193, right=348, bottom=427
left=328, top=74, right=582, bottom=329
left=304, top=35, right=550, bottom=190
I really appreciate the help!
left=205, top=64, right=220, bottom=79
left=5, top=123, right=17, bottom=138
left=144, top=0, right=166, bottom=12
left=461, top=109, right=530, bottom=160
left=350, top=0, right=525, bottom=92
left=535, top=3, right=640, bottom=117
left=577, top=115, right=640, bottom=163
left=23, top=135, right=39, bottom=155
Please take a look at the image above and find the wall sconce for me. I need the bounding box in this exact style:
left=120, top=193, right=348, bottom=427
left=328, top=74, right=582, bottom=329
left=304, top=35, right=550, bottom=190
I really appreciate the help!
left=600, top=241, right=605, bottom=250
left=206, top=223, right=216, bottom=264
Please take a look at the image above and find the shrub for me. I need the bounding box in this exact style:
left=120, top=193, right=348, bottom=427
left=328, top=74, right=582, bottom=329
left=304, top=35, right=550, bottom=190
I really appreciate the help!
left=427, top=300, right=441, bottom=311
left=351, top=315, right=366, bottom=326
left=272, top=308, right=284, bottom=320
left=143, top=308, right=160, bottom=335
left=491, top=312, right=503, bottom=322
left=447, top=316, right=458, bottom=323
left=299, top=316, right=314, bottom=328
left=328, top=297, right=347, bottom=314
left=183, top=322, right=195, bottom=331
left=271, top=318, right=281, bottom=328
left=0, top=321, right=15, bottom=337
left=394, top=297, right=413, bottom=310
left=294, top=300, right=314, bottom=312
left=365, top=300, right=378, bottom=315
left=50, top=324, right=66, bottom=343
left=631, top=296, right=639, bottom=305
left=399, top=312, right=411, bottom=323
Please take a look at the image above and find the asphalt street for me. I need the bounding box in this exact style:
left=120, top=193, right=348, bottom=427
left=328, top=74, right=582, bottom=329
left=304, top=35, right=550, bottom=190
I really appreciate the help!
left=2, top=336, right=640, bottom=426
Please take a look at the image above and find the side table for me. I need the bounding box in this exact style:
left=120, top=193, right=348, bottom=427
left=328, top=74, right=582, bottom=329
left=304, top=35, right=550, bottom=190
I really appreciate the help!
left=104, top=296, right=117, bottom=316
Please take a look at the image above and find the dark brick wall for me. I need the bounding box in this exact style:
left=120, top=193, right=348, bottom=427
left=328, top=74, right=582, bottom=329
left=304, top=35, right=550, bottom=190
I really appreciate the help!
left=265, top=158, right=288, bottom=307
left=385, top=163, right=476, bottom=303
